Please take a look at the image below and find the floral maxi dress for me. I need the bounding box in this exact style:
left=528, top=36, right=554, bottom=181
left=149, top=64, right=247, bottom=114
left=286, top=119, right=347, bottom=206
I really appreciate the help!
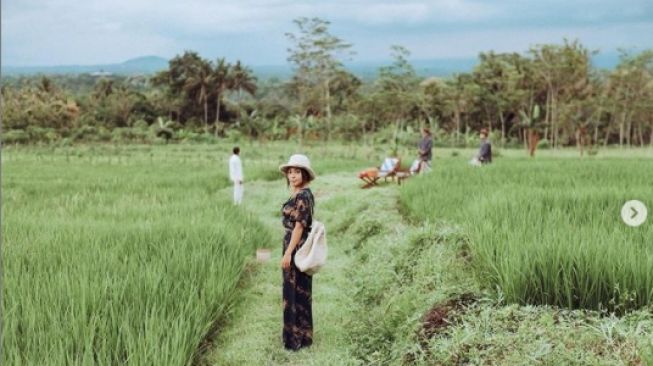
left=281, top=187, right=314, bottom=350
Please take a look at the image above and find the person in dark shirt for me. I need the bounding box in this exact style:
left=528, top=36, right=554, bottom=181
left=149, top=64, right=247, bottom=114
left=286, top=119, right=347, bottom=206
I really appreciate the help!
left=477, top=128, right=492, bottom=164
left=412, top=127, right=433, bottom=174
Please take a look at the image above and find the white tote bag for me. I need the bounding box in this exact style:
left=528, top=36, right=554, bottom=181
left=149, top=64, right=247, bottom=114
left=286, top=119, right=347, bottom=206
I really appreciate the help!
left=294, top=221, right=327, bottom=275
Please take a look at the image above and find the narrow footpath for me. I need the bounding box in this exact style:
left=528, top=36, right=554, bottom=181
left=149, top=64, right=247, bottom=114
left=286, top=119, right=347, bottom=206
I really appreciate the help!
left=207, top=172, right=378, bottom=365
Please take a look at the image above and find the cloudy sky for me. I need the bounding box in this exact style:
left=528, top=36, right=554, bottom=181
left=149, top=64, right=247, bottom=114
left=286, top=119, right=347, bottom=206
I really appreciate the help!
left=2, top=0, right=652, bottom=66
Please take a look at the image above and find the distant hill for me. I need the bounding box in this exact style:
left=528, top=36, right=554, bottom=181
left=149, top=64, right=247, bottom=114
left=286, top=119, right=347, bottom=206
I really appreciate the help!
left=252, top=58, right=480, bottom=80
left=2, top=56, right=169, bottom=76
left=1, top=56, right=476, bottom=79
left=2, top=53, right=620, bottom=79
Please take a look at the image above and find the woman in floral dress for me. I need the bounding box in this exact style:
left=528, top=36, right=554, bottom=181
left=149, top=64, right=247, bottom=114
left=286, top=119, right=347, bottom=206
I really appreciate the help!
left=279, top=154, right=316, bottom=351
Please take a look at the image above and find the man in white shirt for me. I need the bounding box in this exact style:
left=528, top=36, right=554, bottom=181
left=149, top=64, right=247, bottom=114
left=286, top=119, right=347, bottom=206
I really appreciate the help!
left=229, top=146, right=244, bottom=205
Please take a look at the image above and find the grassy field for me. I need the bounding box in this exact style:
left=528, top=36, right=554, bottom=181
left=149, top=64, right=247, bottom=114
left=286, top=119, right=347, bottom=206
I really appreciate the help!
left=3, top=142, right=652, bottom=365
left=401, top=157, right=653, bottom=312
left=207, top=154, right=653, bottom=365
left=1, top=142, right=376, bottom=365
left=2, top=144, right=275, bottom=364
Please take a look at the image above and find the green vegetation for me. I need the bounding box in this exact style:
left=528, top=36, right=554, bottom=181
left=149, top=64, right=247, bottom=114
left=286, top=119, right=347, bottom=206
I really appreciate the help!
left=3, top=19, right=653, bottom=152
left=0, top=142, right=376, bottom=364
left=208, top=158, right=653, bottom=365
left=3, top=9, right=652, bottom=365
left=2, top=141, right=652, bottom=365
left=1, top=145, right=273, bottom=364
left=402, top=157, right=653, bottom=312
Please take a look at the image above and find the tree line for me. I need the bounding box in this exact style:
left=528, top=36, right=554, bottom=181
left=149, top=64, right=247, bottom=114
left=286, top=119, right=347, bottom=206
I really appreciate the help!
left=2, top=17, right=652, bottom=153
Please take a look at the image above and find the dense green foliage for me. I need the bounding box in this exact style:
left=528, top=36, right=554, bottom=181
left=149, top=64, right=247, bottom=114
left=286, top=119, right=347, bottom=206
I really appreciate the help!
left=3, top=19, right=652, bottom=149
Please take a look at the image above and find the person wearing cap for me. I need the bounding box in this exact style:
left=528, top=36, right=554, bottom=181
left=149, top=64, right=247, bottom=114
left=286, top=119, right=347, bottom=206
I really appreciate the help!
left=229, top=146, right=244, bottom=204
left=477, top=128, right=492, bottom=164
left=279, top=154, right=316, bottom=351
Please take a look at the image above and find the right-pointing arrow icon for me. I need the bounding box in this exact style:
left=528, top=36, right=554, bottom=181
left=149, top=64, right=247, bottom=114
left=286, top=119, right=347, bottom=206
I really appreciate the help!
left=630, top=207, right=638, bottom=219
left=622, top=200, right=647, bottom=227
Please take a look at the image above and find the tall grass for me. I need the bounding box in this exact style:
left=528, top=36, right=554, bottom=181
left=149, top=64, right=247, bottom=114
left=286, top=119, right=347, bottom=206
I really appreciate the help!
left=402, top=158, right=653, bottom=311
left=1, top=141, right=383, bottom=364
left=2, top=148, right=270, bottom=364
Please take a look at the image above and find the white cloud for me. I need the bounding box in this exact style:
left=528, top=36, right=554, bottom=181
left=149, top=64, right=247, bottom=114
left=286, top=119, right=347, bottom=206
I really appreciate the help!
left=2, top=0, right=651, bottom=65
left=358, top=22, right=653, bottom=59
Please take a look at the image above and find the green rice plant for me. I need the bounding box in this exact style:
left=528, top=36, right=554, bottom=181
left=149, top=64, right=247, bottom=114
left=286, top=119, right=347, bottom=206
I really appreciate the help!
left=2, top=149, right=271, bottom=365
left=401, top=158, right=653, bottom=312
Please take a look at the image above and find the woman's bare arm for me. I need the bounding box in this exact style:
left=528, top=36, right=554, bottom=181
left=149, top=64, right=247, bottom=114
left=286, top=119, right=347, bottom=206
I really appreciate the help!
left=285, top=222, right=305, bottom=256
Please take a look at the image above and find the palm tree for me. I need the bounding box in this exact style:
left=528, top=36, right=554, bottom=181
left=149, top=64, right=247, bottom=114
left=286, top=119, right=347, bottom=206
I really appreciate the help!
left=211, top=58, right=233, bottom=137
left=184, top=59, right=213, bottom=132
left=231, top=60, right=258, bottom=119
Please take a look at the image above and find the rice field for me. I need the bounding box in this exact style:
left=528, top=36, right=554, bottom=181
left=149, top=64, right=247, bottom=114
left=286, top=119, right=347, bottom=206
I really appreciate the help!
left=1, top=143, right=375, bottom=365
left=3, top=143, right=652, bottom=365
left=1, top=145, right=274, bottom=365
left=402, top=156, right=653, bottom=312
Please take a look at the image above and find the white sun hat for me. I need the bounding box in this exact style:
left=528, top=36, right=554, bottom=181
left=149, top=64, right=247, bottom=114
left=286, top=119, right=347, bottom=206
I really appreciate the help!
left=279, top=154, right=316, bottom=180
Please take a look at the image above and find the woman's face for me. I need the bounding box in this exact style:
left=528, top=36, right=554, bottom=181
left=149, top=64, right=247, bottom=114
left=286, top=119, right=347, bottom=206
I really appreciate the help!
left=287, top=167, right=304, bottom=188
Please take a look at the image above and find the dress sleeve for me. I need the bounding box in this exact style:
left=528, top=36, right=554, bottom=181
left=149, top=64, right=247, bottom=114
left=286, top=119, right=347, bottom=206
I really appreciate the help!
left=291, top=191, right=312, bottom=228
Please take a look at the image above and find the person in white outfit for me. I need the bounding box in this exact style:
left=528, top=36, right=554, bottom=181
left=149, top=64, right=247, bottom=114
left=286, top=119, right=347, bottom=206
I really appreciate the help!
left=229, top=146, right=244, bottom=205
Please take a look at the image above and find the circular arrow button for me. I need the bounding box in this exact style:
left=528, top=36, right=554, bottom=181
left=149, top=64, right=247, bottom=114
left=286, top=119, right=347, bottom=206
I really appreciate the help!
left=621, top=200, right=647, bottom=227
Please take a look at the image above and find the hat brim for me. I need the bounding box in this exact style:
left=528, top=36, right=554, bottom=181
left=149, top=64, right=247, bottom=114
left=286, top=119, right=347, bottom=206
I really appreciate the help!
left=279, top=164, right=316, bottom=181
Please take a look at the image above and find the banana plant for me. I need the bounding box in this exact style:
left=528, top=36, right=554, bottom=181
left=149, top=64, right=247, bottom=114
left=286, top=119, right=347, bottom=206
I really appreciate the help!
left=519, top=104, right=545, bottom=157
left=155, top=117, right=175, bottom=142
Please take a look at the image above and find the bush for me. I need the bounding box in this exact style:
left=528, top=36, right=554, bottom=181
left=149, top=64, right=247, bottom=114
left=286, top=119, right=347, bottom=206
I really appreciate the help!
left=176, top=130, right=198, bottom=142
left=56, top=137, right=74, bottom=147
left=2, top=129, right=30, bottom=144
left=331, top=114, right=363, bottom=141
left=96, top=127, right=112, bottom=142
left=537, top=139, right=551, bottom=149
left=177, top=130, right=217, bottom=144
left=503, top=137, right=523, bottom=149
left=489, top=130, right=502, bottom=144
left=372, top=125, right=419, bottom=149
left=184, top=118, right=205, bottom=131
left=111, top=127, right=149, bottom=143
left=226, top=129, right=244, bottom=143
left=24, top=127, right=56, bottom=143
left=132, top=119, right=150, bottom=131
left=72, top=125, right=98, bottom=141
left=464, top=134, right=479, bottom=148
left=155, top=128, right=174, bottom=141
left=152, top=137, right=169, bottom=145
